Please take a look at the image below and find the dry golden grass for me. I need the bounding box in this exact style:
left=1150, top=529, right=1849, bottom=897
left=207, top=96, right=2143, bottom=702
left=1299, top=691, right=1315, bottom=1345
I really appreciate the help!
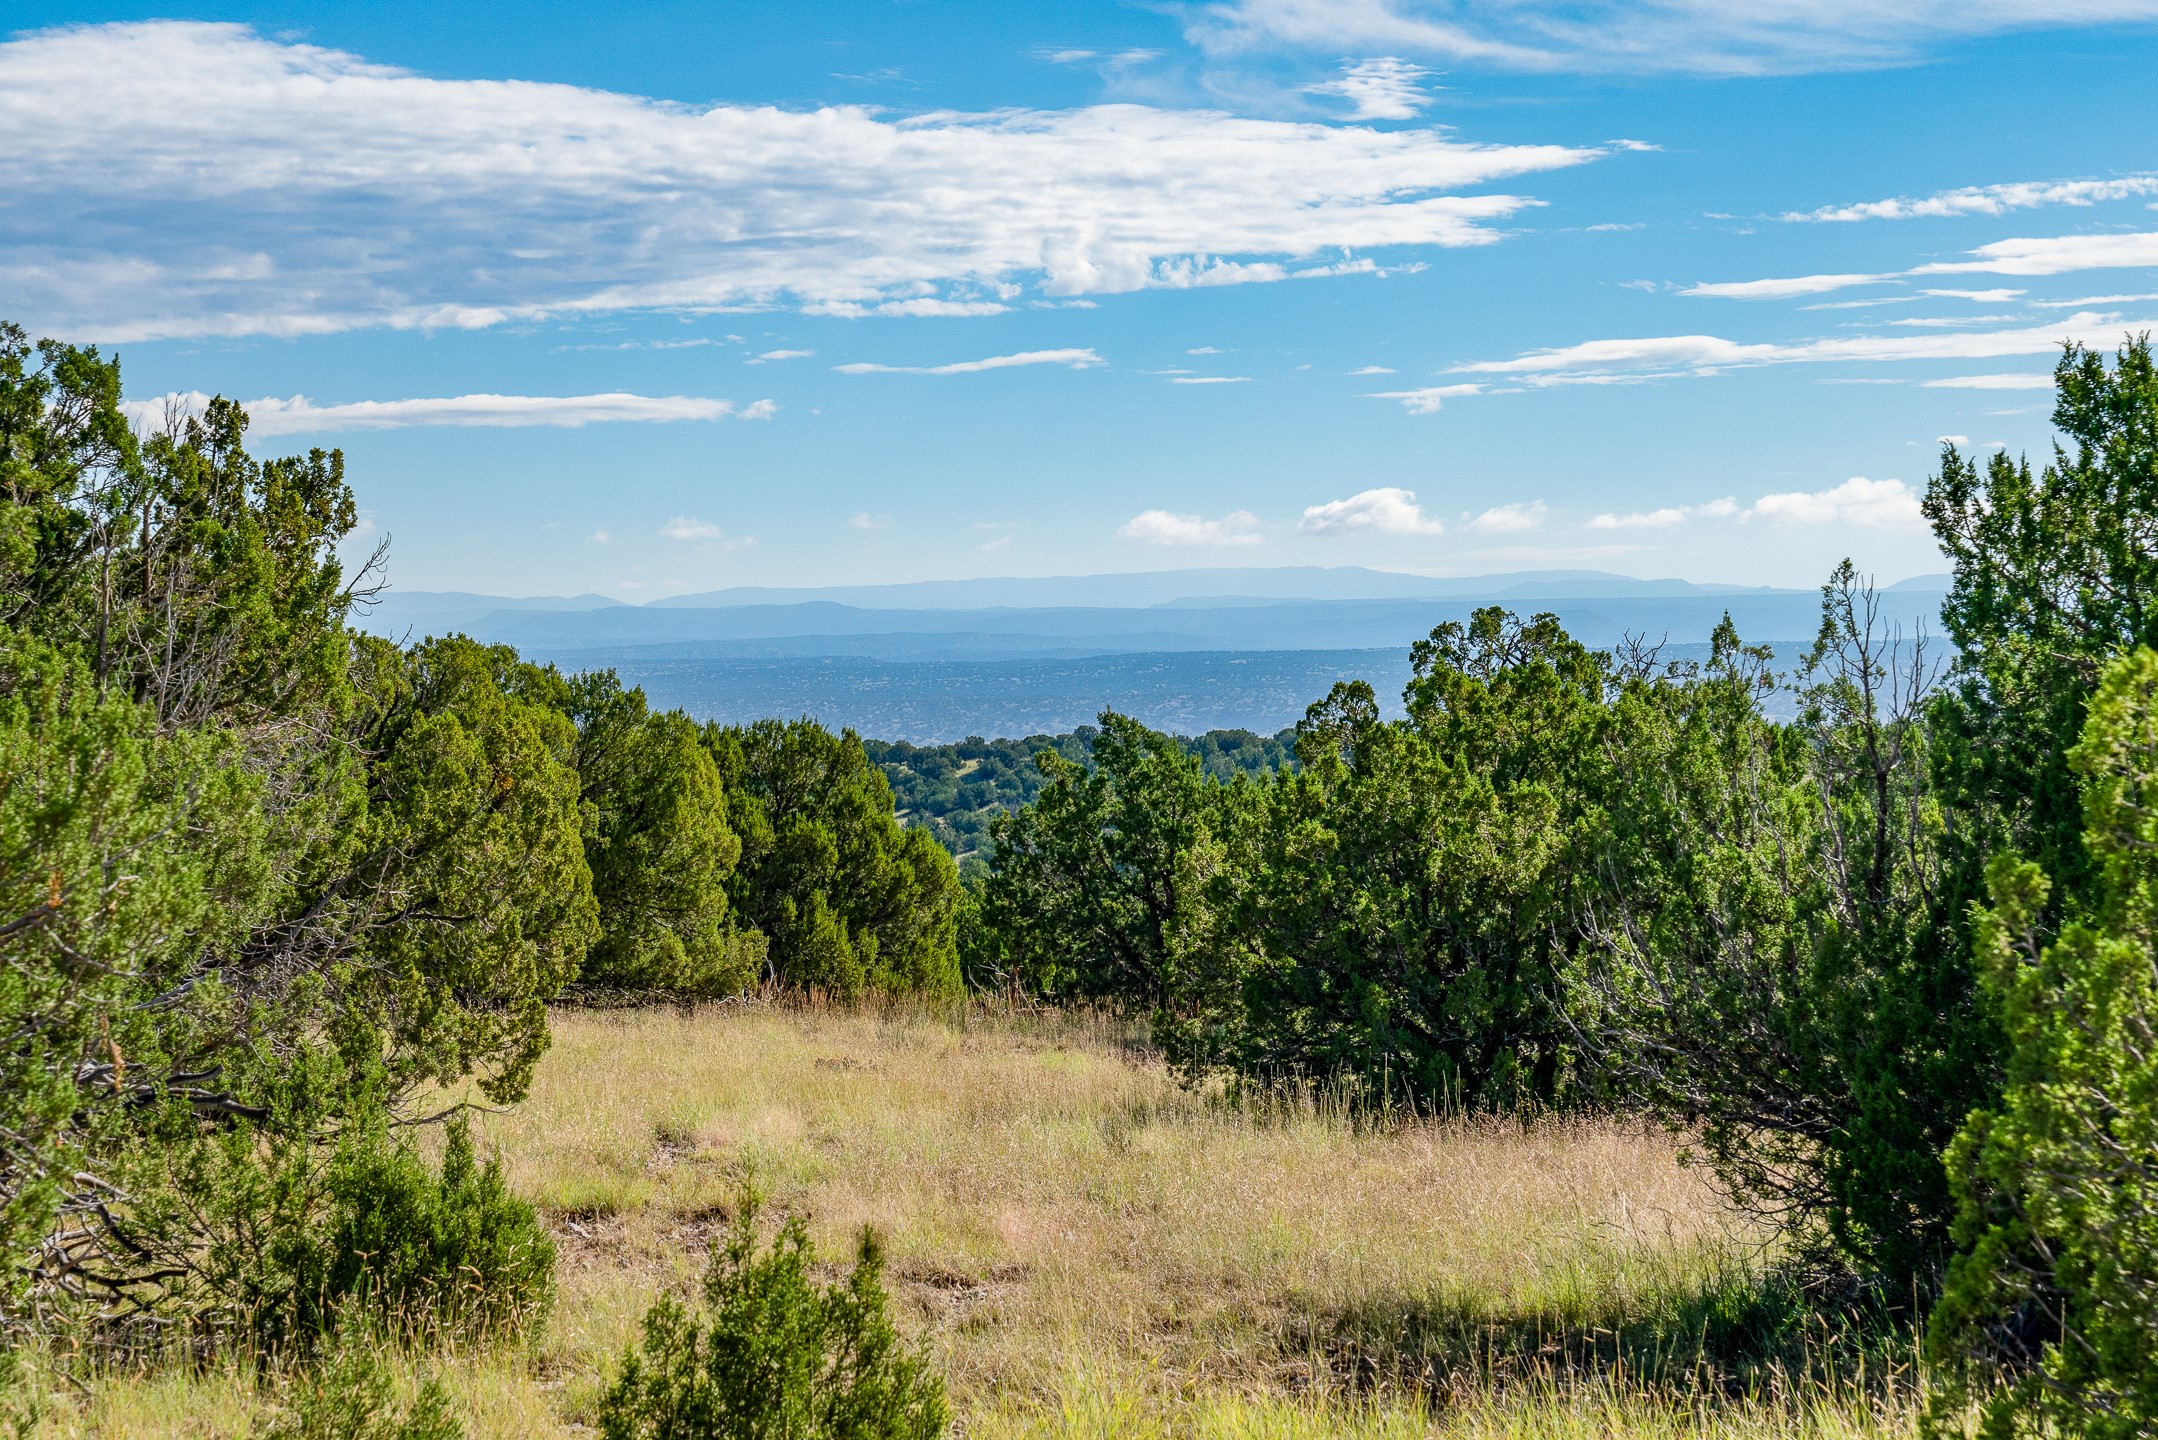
left=24, top=1003, right=1922, bottom=1437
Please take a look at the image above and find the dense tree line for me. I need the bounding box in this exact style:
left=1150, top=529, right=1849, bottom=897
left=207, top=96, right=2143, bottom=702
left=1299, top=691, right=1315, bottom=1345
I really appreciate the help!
left=0, top=322, right=955, bottom=1401
left=971, top=342, right=2158, bottom=1435
left=866, top=725, right=1293, bottom=862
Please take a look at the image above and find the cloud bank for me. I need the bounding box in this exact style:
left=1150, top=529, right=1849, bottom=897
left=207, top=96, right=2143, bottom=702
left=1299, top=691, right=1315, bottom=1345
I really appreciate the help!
left=0, top=22, right=1601, bottom=341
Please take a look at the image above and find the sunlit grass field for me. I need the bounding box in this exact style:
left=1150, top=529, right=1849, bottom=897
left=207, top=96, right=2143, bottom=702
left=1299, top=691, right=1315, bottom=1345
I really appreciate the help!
left=28, top=1004, right=1924, bottom=1437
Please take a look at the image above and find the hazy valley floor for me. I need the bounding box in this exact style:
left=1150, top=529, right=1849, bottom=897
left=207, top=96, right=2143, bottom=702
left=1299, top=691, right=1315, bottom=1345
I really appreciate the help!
left=38, top=1006, right=1921, bottom=1437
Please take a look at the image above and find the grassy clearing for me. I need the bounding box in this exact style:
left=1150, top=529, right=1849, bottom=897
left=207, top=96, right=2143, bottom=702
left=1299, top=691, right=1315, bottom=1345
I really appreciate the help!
left=23, top=1003, right=1921, bottom=1437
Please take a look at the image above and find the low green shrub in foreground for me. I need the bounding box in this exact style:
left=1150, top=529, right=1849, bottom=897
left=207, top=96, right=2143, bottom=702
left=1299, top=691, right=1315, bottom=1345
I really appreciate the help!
left=600, top=1192, right=946, bottom=1440
left=203, top=1109, right=555, bottom=1355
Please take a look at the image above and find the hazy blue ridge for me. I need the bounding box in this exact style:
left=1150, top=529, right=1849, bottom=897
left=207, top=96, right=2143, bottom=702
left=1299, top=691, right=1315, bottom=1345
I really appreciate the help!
left=351, top=570, right=1944, bottom=743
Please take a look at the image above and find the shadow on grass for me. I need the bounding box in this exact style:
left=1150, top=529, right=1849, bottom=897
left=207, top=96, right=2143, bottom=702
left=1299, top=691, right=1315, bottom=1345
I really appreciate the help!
left=1290, top=1261, right=1915, bottom=1403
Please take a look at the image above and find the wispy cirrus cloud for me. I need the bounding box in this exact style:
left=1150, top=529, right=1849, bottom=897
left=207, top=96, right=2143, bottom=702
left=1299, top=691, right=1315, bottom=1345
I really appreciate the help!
left=1452, top=312, right=2153, bottom=384
left=121, top=390, right=762, bottom=435
left=1367, top=381, right=1485, bottom=413
left=1687, top=230, right=2158, bottom=299
left=1299, top=486, right=1445, bottom=535
left=1186, top=0, right=2158, bottom=75
left=1785, top=173, right=2158, bottom=222
left=834, top=348, right=1105, bottom=375
left=1922, top=373, right=2055, bottom=389
left=0, top=22, right=1604, bottom=342
left=1117, top=508, right=1263, bottom=545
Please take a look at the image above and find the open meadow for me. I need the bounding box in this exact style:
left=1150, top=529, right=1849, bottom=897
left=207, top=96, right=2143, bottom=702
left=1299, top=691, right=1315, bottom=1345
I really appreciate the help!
left=36, top=1005, right=1921, bottom=1439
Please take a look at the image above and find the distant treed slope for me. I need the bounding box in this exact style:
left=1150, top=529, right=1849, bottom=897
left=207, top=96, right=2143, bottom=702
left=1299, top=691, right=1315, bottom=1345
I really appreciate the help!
left=867, top=726, right=1295, bottom=860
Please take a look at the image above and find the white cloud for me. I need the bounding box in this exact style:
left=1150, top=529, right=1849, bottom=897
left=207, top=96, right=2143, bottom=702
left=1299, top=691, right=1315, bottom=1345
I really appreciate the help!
left=1589, top=506, right=1688, bottom=529
left=122, top=389, right=751, bottom=434
left=1886, top=314, right=2021, bottom=327
left=848, top=512, right=892, bottom=530
left=1349, top=364, right=1397, bottom=374
left=1454, top=311, right=2155, bottom=383
left=1117, top=508, right=1264, bottom=546
left=1306, top=56, right=1432, bottom=119
left=2029, top=291, right=2158, bottom=307
left=1188, top=346, right=1225, bottom=354
left=747, top=348, right=814, bottom=363
left=1465, top=500, right=1546, bottom=534
left=1185, top=0, right=2158, bottom=74
left=1299, top=486, right=1445, bottom=535
left=1686, top=272, right=1897, bottom=300
left=1687, top=229, right=2158, bottom=301
left=1172, top=375, right=1253, bottom=384
left=1368, top=381, right=1485, bottom=413
left=660, top=516, right=725, bottom=541
left=0, top=22, right=1602, bottom=341
left=589, top=529, right=610, bottom=544
left=1922, top=373, right=2054, bottom=389
left=1785, top=174, right=2158, bottom=222
left=1920, top=288, right=2025, bottom=301
left=1585, top=496, right=1737, bottom=528
left=1747, top=476, right=1925, bottom=528
left=834, top=348, right=1104, bottom=375
left=1927, top=229, right=2158, bottom=277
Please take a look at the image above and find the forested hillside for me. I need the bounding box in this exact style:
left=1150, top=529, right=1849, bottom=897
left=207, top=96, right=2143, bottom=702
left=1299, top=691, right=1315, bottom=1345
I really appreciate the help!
left=866, top=726, right=1294, bottom=860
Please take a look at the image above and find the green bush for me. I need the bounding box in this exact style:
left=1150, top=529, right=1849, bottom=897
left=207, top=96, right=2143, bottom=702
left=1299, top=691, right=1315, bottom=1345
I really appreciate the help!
left=1929, top=648, right=2158, bottom=1439
left=600, top=1192, right=946, bottom=1440
left=212, top=1110, right=555, bottom=1354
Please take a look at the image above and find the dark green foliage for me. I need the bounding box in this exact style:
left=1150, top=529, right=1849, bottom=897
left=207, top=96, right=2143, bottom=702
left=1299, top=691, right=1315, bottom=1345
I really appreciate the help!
left=0, top=632, right=269, bottom=1325
left=265, top=1332, right=465, bottom=1440
left=980, top=713, right=1219, bottom=1009
left=216, top=1111, right=556, bottom=1353
left=1192, top=611, right=1611, bottom=1106
left=706, top=719, right=960, bottom=998
left=867, top=726, right=1291, bottom=862
left=599, top=1194, right=947, bottom=1440
left=519, top=667, right=762, bottom=997
left=1929, top=648, right=2158, bottom=1439
left=1926, top=338, right=2158, bottom=926
left=0, top=324, right=593, bottom=1349
left=1573, top=572, right=1978, bottom=1289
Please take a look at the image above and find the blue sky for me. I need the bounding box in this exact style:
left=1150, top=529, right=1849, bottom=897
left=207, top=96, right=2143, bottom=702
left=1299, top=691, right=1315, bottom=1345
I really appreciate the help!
left=6, top=2, right=2158, bottom=598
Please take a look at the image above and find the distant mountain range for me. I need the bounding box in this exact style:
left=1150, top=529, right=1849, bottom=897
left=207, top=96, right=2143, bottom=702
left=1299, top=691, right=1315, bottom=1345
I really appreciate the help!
left=358, top=566, right=1952, bottom=665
